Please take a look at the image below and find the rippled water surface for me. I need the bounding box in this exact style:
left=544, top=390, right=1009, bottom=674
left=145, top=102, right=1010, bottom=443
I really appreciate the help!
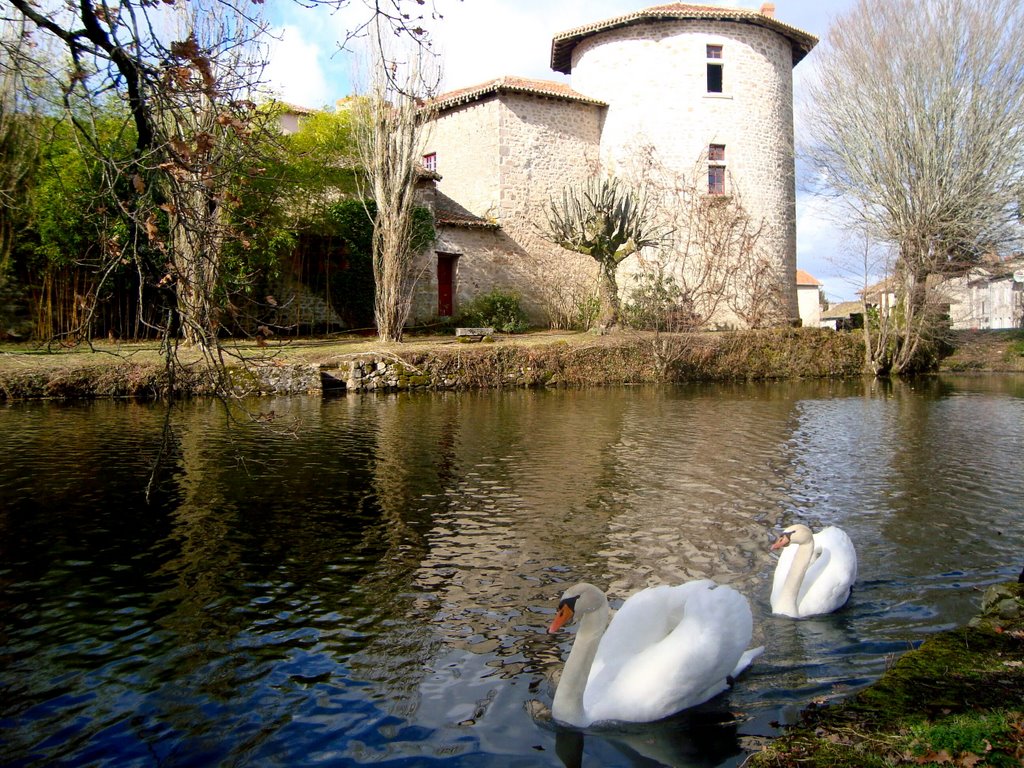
left=2, top=376, right=1023, bottom=767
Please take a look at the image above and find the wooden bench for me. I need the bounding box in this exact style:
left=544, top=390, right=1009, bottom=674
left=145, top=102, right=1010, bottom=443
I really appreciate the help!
left=455, top=327, right=495, bottom=341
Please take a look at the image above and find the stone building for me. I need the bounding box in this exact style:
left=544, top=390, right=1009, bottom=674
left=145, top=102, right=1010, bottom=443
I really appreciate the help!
left=411, top=2, right=817, bottom=329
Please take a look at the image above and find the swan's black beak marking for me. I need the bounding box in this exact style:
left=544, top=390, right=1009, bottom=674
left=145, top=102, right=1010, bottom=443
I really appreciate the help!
left=559, top=595, right=580, bottom=612
left=548, top=595, right=579, bottom=634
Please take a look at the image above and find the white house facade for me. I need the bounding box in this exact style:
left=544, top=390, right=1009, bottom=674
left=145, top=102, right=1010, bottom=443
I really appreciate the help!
left=795, top=269, right=822, bottom=327
left=943, top=258, right=1024, bottom=330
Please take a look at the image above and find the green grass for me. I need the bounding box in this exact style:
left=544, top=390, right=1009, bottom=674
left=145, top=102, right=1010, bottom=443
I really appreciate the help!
left=904, top=711, right=1023, bottom=766
left=749, top=583, right=1024, bottom=768
left=1005, top=330, right=1024, bottom=360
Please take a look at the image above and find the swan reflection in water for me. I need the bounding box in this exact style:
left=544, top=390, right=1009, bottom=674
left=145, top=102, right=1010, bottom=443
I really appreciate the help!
left=550, top=708, right=744, bottom=768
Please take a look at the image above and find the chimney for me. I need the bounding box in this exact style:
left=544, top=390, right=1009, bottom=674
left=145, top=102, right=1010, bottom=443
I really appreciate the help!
left=760, top=2, right=776, bottom=17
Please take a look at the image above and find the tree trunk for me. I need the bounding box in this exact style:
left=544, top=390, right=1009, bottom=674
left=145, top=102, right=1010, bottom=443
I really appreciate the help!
left=597, top=264, right=621, bottom=333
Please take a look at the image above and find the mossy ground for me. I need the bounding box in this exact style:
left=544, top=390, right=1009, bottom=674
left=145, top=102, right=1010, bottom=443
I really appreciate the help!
left=748, top=582, right=1024, bottom=768
left=0, top=327, right=1019, bottom=400
left=939, top=330, right=1024, bottom=373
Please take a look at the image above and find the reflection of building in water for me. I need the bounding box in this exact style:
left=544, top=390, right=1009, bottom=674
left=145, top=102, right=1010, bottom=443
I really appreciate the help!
left=598, top=384, right=801, bottom=600
left=367, top=389, right=639, bottom=655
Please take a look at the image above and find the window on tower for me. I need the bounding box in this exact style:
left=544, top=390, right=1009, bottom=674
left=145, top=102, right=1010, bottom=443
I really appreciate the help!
left=706, top=44, right=724, bottom=93
left=708, top=144, right=726, bottom=195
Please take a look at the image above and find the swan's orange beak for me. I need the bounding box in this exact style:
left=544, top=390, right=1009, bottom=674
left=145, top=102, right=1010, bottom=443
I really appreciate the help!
left=548, top=603, right=574, bottom=634
left=770, top=532, right=792, bottom=551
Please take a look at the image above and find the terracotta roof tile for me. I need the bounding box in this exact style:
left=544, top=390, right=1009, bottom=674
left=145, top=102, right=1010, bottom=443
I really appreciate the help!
left=550, top=3, right=818, bottom=73
left=427, top=76, right=606, bottom=113
left=796, top=269, right=821, bottom=286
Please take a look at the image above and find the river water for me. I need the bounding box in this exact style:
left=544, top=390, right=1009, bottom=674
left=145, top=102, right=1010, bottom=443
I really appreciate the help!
left=1, top=376, right=1022, bottom=767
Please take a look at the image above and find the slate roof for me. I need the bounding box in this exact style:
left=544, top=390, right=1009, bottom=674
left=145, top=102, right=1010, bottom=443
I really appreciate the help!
left=428, top=76, right=607, bottom=114
left=550, top=3, right=818, bottom=74
left=821, top=301, right=865, bottom=320
left=433, top=191, right=499, bottom=230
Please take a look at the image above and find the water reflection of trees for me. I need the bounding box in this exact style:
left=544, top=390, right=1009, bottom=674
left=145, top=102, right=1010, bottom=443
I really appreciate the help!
left=874, top=378, right=1024, bottom=575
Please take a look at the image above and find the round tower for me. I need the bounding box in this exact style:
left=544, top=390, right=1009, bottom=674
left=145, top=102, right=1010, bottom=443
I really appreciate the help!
left=551, top=4, right=817, bottom=326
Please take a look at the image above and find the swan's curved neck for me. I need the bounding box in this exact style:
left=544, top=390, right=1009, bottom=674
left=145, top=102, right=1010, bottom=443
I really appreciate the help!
left=778, top=538, right=815, bottom=617
left=551, top=603, right=610, bottom=727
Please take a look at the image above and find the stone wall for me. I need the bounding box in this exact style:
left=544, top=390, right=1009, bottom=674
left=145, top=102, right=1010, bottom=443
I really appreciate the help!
left=427, top=99, right=503, bottom=219
left=425, top=92, right=605, bottom=327
left=408, top=225, right=538, bottom=323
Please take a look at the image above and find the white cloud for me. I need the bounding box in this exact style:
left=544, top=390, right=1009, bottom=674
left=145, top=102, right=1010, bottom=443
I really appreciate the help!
left=263, top=24, right=331, bottom=109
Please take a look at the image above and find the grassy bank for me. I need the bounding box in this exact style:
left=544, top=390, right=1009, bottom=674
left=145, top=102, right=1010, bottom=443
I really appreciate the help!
left=748, top=581, right=1024, bottom=768
left=0, top=327, right=1021, bottom=401
left=0, top=328, right=867, bottom=401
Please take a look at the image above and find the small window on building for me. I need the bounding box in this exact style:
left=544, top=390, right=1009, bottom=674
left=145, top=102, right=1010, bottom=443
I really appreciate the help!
left=706, top=44, right=724, bottom=93
left=708, top=144, right=726, bottom=195
left=708, top=166, right=726, bottom=195
left=422, top=152, right=437, bottom=172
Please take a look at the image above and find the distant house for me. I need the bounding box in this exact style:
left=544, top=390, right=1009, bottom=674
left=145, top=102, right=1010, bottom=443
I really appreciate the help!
left=276, top=102, right=316, bottom=135
left=859, top=277, right=896, bottom=315
left=796, top=269, right=822, bottom=327
left=819, top=301, right=865, bottom=331
left=942, top=257, right=1024, bottom=330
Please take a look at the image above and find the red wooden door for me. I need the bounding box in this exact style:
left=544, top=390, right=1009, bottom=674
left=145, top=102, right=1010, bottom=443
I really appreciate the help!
left=437, top=254, right=455, bottom=317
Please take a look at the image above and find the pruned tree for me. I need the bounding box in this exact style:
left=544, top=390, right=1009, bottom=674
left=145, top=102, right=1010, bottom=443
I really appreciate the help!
left=544, top=175, right=664, bottom=333
left=803, top=0, right=1024, bottom=375
left=353, top=27, right=439, bottom=343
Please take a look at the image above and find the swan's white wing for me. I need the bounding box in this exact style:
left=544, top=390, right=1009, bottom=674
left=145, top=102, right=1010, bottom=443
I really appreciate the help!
left=587, top=582, right=707, bottom=686
left=583, top=581, right=754, bottom=724
left=798, top=526, right=858, bottom=615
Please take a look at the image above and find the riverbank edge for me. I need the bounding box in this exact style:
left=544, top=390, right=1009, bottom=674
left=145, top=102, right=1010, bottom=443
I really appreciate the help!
left=0, top=328, right=865, bottom=401
left=1, top=328, right=1021, bottom=401
left=747, top=581, right=1024, bottom=768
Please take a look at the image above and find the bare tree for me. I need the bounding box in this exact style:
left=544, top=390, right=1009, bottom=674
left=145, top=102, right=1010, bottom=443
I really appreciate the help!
left=803, top=0, right=1024, bottom=375
left=7, top=0, right=277, bottom=358
left=624, top=147, right=778, bottom=330
left=544, top=175, right=664, bottom=333
left=353, top=26, right=439, bottom=343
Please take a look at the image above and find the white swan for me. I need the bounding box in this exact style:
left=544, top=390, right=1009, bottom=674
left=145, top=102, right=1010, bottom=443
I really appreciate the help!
left=770, top=523, right=857, bottom=618
left=546, top=580, right=763, bottom=728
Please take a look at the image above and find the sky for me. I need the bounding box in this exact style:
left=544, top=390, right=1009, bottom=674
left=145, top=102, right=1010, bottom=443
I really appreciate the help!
left=262, top=0, right=863, bottom=302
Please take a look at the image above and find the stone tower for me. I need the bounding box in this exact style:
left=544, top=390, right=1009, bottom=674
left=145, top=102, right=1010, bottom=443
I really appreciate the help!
left=551, top=3, right=816, bottom=325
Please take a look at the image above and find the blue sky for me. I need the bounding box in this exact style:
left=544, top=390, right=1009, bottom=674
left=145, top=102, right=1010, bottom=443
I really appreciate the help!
left=262, top=0, right=863, bottom=302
